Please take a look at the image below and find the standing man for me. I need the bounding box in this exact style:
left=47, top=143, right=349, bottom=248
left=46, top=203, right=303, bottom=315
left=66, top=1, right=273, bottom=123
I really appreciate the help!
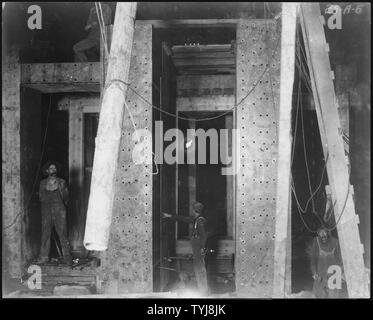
left=163, top=202, right=209, bottom=295
left=35, top=161, right=72, bottom=265
left=73, top=3, right=112, bottom=62
left=308, top=227, right=344, bottom=298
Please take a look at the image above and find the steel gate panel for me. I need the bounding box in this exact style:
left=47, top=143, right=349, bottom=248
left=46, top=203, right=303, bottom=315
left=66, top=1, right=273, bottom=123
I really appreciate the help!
left=100, top=24, right=153, bottom=294
left=236, top=20, right=281, bottom=297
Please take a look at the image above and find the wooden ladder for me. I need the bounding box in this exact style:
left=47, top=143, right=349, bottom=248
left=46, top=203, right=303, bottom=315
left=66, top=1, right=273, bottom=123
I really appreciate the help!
left=299, top=3, right=368, bottom=298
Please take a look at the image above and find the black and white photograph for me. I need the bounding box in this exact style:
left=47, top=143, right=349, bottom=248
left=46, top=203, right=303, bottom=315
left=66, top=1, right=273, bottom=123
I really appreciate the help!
left=2, top=2, right=371, bottom=305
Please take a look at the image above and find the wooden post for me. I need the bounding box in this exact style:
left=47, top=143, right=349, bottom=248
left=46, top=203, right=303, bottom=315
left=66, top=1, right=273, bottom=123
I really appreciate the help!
left=68, top=107, right=84, bottom=253
left=273, top=2, right=297, bottom=298
left=84, top=3, right=137, bottom=251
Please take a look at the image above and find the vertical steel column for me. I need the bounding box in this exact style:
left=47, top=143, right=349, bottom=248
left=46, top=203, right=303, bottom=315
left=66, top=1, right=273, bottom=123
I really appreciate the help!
left=100, top=23, right=153, bottom=294
left=235, top=20, right=281, bottom=297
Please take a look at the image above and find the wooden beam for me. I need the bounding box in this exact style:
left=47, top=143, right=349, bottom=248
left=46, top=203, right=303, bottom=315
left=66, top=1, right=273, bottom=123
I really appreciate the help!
left=177, top=75, right=235, bottom=92
left=173, top=51, right=233, bottom=60
left=57, top=95, right=100, bottom=113
left=176, top=66, right=235, bottom=75
left=173, top=57, right=235, bottom=68
left=273, top=2, right=297, bottom=298
left=137, top=19, right=239, bottom=28
left=300, top=3, right=368, bottom=298
left=68, top=108, right=85, bottom=252
left=177, top=96, right=235, bottom=112
left=21, top=62, right=100, bottom=93
left=172, top=44, right=233, bottom=54
left=137, top=18, right=276, bottom=29
left=84, top=3, right=137, bottom=251
left=21, top=83, right=100, bottom=93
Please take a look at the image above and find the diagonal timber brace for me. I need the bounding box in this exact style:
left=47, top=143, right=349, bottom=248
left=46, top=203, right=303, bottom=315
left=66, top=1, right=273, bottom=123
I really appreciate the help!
left=299, top=3, right=369, bottom=298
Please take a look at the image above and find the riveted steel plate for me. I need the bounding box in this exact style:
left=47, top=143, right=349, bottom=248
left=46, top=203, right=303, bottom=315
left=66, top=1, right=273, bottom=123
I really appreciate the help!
left=100, top=24, right=153, bottom=294
left=235, top=20, right=281, bottom=297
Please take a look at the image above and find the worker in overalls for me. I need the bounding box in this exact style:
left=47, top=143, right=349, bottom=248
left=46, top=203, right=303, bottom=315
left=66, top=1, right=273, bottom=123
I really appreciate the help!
left=35, top=161, right=72, bottom=265
left=73, top=3, right=112, bottom=62
left=162, top=202, right=209, bottom=295
left=309, top=227, right=343, bottom=298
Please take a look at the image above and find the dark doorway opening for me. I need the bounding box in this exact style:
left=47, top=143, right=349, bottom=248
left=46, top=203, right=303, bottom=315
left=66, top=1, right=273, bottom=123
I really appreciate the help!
left=152, top=26, right=236, bottom=294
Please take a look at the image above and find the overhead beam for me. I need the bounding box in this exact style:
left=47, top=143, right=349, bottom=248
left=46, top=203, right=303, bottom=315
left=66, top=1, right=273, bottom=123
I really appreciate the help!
left=21, top=62, right=100, bottom=93
left=57, top=95, right=100, bottom=113
left=137, top=18, right=276, bottom=29
left=272, top=2, right=297, bottom=298
left=173, top=57, right=235, bottom=67
left=177, top=96, right=234, bottom=112
left=137, top=19, right=239, bottom=28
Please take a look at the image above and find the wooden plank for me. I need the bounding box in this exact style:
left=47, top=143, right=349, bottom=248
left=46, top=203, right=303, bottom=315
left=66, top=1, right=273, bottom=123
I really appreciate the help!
left=137, top=19, right=240, bottom=29
left=22, top=83, right=100, bottom=93
left=173, top=51, right=234, bottom=60
left=176, top=66, right=235, bottom=75
left=21, top=62, right=100, bottom=85
left=173, top=57, right=235, bottom=67
left=172, top=44, right=232, bottom=54
left=177, top=96, right=235, bottom=112
left=273, top=3, right=297, bottom=298
left=68, top=108, right=85, bottom=252
left=137, top=19, right=277, bottom=29
left=57, top=95, right=100, bottom=113
left=300, top=3, right=368, bottom=298
left=177, top=75, right=235, bottom=93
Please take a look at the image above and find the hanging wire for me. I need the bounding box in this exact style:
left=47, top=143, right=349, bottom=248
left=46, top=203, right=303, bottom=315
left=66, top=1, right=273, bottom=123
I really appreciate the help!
left=71, top=16, right=281, bottom=123
left=299, top=76, right=317, bottom=215
left=95, top=2, right=109, bottom=58
left=290, top=23, right=352, bottom=233
left=94, top=16, right=281, bottom=122
left=3, top=94, right=53, bottom=230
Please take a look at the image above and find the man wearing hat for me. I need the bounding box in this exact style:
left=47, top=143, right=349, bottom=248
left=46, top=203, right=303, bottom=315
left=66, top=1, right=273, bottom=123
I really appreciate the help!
left=163, top=202, right=209, bottom=295
left=35, top=161, right=72, bottom=265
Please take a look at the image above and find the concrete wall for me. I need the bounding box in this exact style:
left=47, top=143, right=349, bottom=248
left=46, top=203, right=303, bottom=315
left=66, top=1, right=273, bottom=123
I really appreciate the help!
left=2, top=46, right=23, bottom=279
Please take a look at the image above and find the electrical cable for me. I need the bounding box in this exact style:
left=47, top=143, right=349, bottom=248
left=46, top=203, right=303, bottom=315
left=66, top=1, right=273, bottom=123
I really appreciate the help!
left=299, top=76, right=317, bottom=216
left=95, top=2, right=109, bottom=58
left=291, top=20, right=351, bottom=233
left=93, top=17, right=281, bottom=122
